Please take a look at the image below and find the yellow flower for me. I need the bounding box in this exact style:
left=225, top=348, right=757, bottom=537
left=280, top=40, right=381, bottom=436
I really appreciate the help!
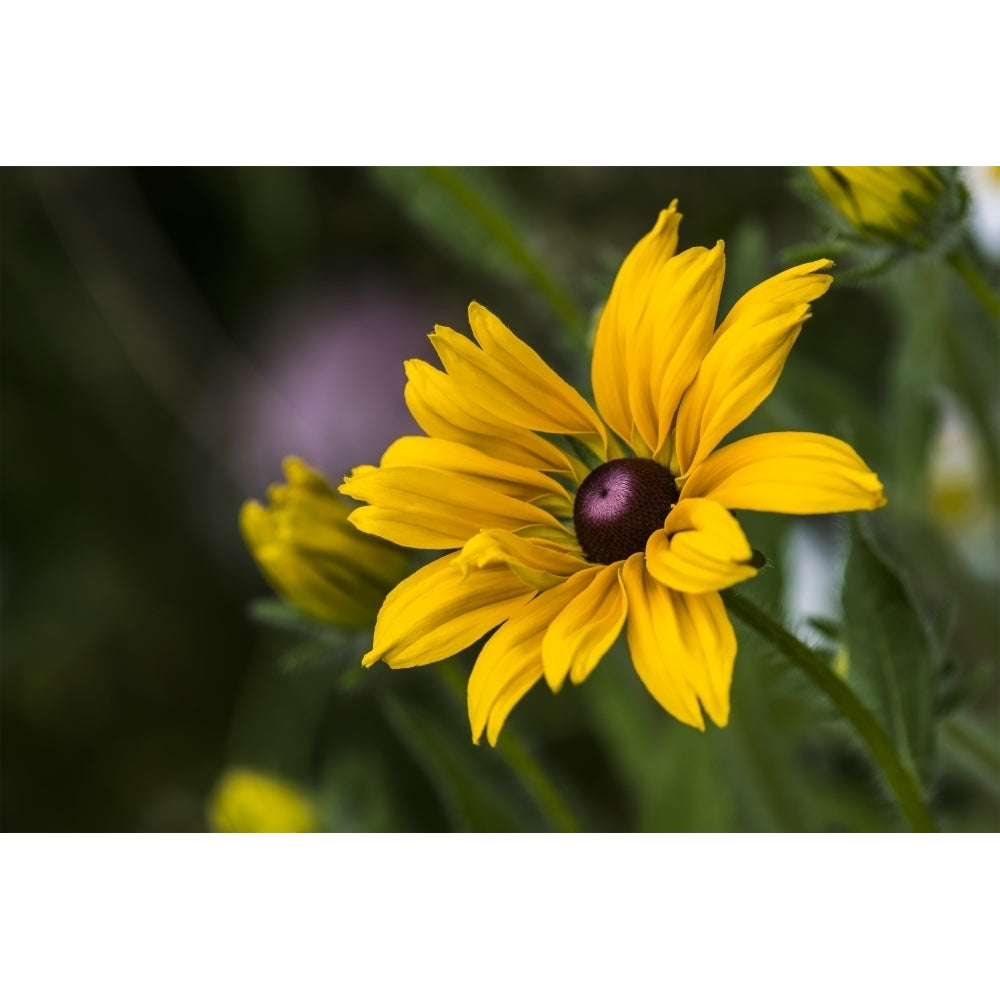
left=240, top=456, right=409, bottom=628
left=808, top=166, right=943, bottom=237
left=340, top=203, right=887, bottom=745
left=208, top=768, right=320, bottom=833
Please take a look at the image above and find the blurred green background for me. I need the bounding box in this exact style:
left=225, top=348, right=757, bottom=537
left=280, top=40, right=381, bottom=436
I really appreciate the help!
left=2, top=166, right=997, bottom=832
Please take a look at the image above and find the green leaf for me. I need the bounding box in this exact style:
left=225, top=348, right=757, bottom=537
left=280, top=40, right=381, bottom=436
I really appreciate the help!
left=582, top=642, right=739, bottom=832
left=369, top=166, right=584, bottom=335
left=317, top=752, right=397, bottom=833
left=865, top=508, right=1000, bottom=691
left=725, top=589, right=937, bottom=831
left=941, top=714, right=1000, bottom=800
left=247, top=597, right=343, bottom=639
left=433, top=661, right=579, bottom=832
left=720, top=651, right=816, bottom=832
left=882, top=261, right=949, bottom=497
left=248, top=597, right=371, bottom=679
left=937, top=659, right=995, bottom=718
left=376, top=690, right=541, bottom=832
left=278, top=637, right=344, bottom=674
left=841, top=519, right=938, bottom=786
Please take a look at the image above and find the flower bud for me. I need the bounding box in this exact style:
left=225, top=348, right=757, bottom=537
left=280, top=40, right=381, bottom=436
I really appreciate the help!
left=240, top=456, right=409, bottom=628
left=808, top=166, right=944, bottom=240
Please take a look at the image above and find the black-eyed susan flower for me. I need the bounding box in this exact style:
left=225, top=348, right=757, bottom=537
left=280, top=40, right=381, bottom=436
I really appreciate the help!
left=240, top=456, right=409, bottom=628
left=208, top=767, right=320, bottom=832
left=808, top=166, right=944, bottom=239
left=340, top=202, right=887, bottom=745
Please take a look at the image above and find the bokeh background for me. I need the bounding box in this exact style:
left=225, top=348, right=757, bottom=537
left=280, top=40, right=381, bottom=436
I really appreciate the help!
left=2, top=166, right=997, bottom=832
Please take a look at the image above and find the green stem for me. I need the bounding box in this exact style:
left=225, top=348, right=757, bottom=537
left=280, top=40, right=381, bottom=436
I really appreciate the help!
left=437, top=661, right=580, bottom=832
left=723, top=591, right=937, bottom=833
left=942, top=715, right=1000, bottom=788
left=421, top=166, right=587, bottom=339
left=492, top=731, right=581, bottom=834
left=946, top=248, right=1000, bottom=321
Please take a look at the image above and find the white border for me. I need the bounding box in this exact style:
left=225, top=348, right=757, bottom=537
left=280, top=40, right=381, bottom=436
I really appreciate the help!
left=3, top=4, right=993, bottom=164
left=1, top=835, right=996, bottom=996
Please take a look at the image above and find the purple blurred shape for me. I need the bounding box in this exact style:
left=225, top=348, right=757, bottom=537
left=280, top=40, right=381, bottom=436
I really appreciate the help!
left=229, top=280, right=442, bottom=493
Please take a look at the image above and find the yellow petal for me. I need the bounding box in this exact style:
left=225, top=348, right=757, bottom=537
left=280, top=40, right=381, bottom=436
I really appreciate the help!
left=648, top=242, right=727, bottom=459
left=645, top=498, right=758, bottom=594
left=378, top=436, right=571, bottom=508
left=429, top=305, right=607, bottom=456
left=674, top=260, right=833, bottom=473
left=592, top=203, right=683, bottom=445
left=621, top=555, right=704, bottom=728
left=468, top=572, right=596, bottom=746
left=681, top=432, right=887, bottom=514
left=468, top=303, right=607, bottom=454
left=364, top=553, right=535, bottom=668
left=455, top=529, right=591, bottom=592
left=403, top=358, right=577, bottom=476
left=542, top=564, right=626, bottom=691
left=674, top=588, right=736, bottom=728
left=340, top=465, right=567, bottom=549
left=603, top=233, right=726, bottom=457
left=621, top=555, right=735, bottom=729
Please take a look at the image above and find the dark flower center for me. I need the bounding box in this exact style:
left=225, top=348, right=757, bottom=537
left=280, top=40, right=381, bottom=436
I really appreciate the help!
left=573, top=458, right=680, bottom=564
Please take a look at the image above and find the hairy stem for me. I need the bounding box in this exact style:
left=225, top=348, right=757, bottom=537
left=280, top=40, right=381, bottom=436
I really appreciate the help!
left=724, top=591, right=937, bottom=832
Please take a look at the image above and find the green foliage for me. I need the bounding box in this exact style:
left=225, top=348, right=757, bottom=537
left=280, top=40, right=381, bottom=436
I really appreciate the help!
left=867, top=508, right=1000, bottom=693
left=248, top=597, right=371, bottom=679
left=377, top=676, right=561, bottom=832
left=841, top=519, right=938, bottom=788
left=378, top=694, right=528, bottom=831
left=370, top=166, right=585, bottom=336
left=247, top=596, right=334, bottom=637
left=883, top=262, right=948, bottom=495
left=584, top=643, right=739, bottom=832
left=939, top=715, right=1000, bottom=822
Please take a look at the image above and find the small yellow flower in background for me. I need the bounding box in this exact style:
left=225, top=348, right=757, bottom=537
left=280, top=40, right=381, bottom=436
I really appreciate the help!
left=240, top=456, right=409, bottom=628
left=808, top=166, right=944, bottom=238
left=832, top=646, right=850, bottom=680
left=208, top=768, right=320, bottom=833
left=340, top=202, right=887, bottom=746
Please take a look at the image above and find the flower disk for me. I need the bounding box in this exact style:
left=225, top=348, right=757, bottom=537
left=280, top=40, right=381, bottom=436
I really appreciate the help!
left=573, top=458, right=679, bottom=565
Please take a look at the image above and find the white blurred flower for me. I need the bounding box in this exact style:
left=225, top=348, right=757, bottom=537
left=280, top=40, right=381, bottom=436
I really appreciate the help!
left=927, top=395, right=999, bottom=579
left=964, top=166, right=1000, bottom=258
